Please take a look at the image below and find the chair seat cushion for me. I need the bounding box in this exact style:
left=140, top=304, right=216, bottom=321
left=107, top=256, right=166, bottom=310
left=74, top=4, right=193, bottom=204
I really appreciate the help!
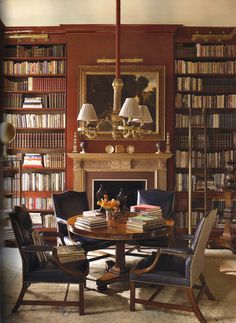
left=130, top=252, right=190, bottom=287
left=25, top=258, right=89, bottom=284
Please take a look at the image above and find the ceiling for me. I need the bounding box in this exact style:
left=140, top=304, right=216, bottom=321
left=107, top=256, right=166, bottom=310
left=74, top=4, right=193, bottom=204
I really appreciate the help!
left=0, top=0, right=236, bottom=27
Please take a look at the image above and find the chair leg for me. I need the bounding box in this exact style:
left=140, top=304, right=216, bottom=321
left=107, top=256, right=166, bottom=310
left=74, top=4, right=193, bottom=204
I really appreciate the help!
left=79, top=283, right=85, bottom=315
left=187, top=288, right=206, bottom=323
left=130, top=281, right=136, bottom=311
left=12, top=282, right=28, bottom=313
left=200, top=273, right=215, bottom=301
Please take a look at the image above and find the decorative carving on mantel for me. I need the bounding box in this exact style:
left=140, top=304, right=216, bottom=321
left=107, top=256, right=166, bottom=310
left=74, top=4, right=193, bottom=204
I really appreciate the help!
left=68, top=153, right=172, bottom=193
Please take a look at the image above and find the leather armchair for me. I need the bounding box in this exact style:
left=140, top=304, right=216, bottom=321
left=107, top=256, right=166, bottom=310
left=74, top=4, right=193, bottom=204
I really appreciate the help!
left=52, top=190, right=115, bottom=261
left=130, top=208, right=218, bottom=323
left=9, top=205, right=89, bottom=315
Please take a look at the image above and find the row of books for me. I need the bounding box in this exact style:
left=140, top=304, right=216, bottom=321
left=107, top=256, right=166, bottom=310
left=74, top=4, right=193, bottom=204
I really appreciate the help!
left=175, top=211, right=205, bottom=229
left=175, top=113, right=236, bottom=129
left=23, top=153, right=65, bottom=168
left=4, top=60, right=65, bottom=75
left=176, top=76, right=236, bottom=92
left=22, top=172, right=65, bottom=191
left=2, top=178, right=20, bottom=192
left=30, top=213, right=57, bottom=228
left=75, top=216, right=107, bottom=230
left=176, top=43, right=236, bottom=58
left=3, top=197, right=21, bottom=211
left=3, top=93, right=66, bottom=109
left=175, top=173, right=225, bottom=192
left=28, top=77, right=66, bottom=91
left=5, top=113, right=66, bottom=128
left=175, top=93, right=236, bottom=109
left=175, top=149, right=235, bottom=168
left=4, top=44, right=65, bottom=58
left=8, top=133, right=65, bottom=148
left=175, top=133, right=234, bottom=150
left=195, top=44, right=236, bottom=58
left=4, top=77, right=66, bottom=91
left=22, top=197, right=53, bottom=210
left=175, top=60, right=236, bottom=74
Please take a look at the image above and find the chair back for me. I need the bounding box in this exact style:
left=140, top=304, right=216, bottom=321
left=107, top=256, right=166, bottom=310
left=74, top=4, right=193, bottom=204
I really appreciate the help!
left=9, top=206, right=41, bottom=272
left=190, top=208, right=217, bottom=286
left=52, top=190, right=89, bottom=236
left=137, top=189, right=175, bottom=219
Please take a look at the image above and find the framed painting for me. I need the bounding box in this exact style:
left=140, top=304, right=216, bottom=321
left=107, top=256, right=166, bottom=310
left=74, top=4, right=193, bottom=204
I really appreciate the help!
left=78, top=65, right=165, bottom=140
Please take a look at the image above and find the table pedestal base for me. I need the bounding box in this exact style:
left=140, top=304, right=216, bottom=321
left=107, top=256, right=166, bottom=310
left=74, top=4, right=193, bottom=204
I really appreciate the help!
left=96, top=241, right=130, bottom=291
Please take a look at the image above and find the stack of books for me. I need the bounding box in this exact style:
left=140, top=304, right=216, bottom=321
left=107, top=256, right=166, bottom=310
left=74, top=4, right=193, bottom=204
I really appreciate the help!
left=126, top=214, right=166, bottom=231
left=75, top=216, right=107, bottom=230
left=22, top=153, right=43, bottom=168
left=52, top=245, right=86, bottom=264
left=130, top=204, right=162, bottom=217
left=22, top=97, right=43, bottom=108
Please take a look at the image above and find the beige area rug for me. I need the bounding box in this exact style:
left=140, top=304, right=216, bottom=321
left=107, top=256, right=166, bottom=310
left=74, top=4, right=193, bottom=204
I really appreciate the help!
left=2, top=248, right=236, bottom=323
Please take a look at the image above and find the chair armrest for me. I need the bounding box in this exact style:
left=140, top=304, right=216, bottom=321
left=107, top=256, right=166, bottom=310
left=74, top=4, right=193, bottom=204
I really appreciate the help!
left=176, top=233, right=194, bottom=241
left=159, top=247, right=193, bottom=257
left=131, top=250, right=161, bottom=275
left=57, top=217, right=67, bottom=225
left=21, top=245, right=53, bottom=252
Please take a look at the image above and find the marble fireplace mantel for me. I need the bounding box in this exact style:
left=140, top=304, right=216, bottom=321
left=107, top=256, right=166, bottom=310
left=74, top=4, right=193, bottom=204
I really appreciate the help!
left=67, top=152, right=172, bottom=193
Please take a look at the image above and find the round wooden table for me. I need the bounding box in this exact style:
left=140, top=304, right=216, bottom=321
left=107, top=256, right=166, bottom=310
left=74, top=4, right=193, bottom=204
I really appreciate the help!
left=67, top=213, right=173, bottom=291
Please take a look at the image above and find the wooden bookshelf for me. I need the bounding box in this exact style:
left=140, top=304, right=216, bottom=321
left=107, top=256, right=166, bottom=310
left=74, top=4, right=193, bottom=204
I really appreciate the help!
left=174, top=35, right=236, bottom=251
left=2, top=39, right=66, bottom=214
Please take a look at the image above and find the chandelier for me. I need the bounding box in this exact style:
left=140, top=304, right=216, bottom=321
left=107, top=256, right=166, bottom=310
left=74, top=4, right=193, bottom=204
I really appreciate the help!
left=77, top=0, right=153, bottom=139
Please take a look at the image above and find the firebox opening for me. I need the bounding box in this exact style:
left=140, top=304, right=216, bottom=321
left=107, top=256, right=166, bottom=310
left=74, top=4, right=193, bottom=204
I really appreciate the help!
left=92, top=179, right=147, bottom=210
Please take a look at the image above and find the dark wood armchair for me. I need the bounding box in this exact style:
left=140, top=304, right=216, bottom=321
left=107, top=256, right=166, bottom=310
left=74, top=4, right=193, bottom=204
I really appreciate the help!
left=52, top=190, right=115, bottom=261
left=9, top=206, right=89, bottom=315
left=130, top=208, right=218, bottom=323
left=126, top=189, right=175, bottom=255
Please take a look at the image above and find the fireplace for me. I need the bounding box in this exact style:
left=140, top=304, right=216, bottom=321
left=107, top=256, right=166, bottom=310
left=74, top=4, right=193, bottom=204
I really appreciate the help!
left=68, top=152, right=172, bottom=209
left=92, top=179, right=147, bottom=210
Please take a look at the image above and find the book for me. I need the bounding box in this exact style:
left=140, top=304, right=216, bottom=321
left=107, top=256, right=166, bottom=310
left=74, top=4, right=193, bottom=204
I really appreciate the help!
left=130, top=204, right=161, bottom=212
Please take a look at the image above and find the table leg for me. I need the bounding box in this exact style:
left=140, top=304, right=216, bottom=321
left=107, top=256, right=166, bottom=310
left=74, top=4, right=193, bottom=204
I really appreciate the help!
left=96, top=241, right=129, bottom=291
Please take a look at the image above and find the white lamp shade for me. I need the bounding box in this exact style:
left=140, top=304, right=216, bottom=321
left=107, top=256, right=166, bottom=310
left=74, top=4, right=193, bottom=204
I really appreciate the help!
left=118, top=98, right=142, bottom=119
left=77, top=103, right=98, bottom=122
left=139, top=105, right=153, bottom=123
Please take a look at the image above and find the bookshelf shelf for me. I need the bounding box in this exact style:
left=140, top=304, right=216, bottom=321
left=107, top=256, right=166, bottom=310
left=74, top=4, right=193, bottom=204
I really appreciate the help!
left=3, top=40, right=67, bottom=216
left=174, top=40, right=236, bottom=248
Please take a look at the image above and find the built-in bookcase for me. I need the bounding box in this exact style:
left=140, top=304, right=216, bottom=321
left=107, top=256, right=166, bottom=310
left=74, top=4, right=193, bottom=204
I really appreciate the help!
left=2, top=41, right=66, bottom=216
left=174, top=40, right=236, bottom=231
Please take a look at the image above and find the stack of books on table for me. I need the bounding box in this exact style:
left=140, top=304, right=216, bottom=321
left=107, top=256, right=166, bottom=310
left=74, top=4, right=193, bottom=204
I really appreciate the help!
left=52, top=245, right=86, bottom=264
left=75, top=216, right=107, bottom=230
left=130, top=204, right=162, bottom=217
left=127, top=213, right=166, bottom=231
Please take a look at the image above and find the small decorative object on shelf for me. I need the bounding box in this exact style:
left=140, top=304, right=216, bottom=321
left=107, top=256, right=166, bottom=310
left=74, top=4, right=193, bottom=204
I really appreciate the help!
left=165, top=132, right=171, bottom=153
left=155, top=143, right=161, bottom=154
left=72, top=132, right=78, bottom=153
left=80, top=141, right=86, bottom=154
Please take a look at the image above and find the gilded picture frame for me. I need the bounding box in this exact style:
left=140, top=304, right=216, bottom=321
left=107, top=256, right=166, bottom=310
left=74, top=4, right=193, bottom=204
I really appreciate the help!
left=78, top=65, right=165, bottom=140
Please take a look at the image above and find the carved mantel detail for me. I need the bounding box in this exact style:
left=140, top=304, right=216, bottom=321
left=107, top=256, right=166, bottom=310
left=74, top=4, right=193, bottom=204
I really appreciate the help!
left=68, top=153, right=172, bottom=194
